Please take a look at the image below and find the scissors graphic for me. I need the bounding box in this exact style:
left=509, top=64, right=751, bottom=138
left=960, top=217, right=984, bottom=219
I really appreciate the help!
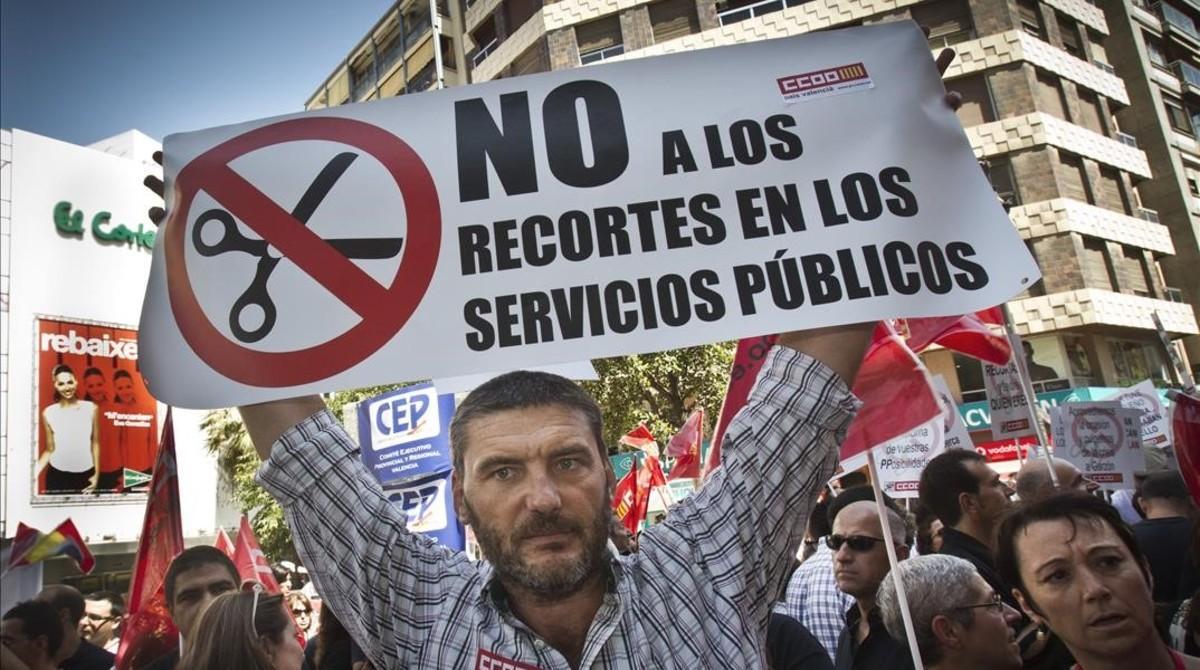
left=192, top=152, right=404, bottom=343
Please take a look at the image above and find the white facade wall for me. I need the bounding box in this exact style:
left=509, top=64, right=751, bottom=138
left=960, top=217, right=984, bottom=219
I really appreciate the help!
left=0, top=128, right=225, bottom=545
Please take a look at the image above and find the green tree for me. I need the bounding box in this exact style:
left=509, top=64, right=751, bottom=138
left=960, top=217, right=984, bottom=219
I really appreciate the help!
left=583, top=343, right=734, bottom=452
left=202, top=384, right=410, bottom=564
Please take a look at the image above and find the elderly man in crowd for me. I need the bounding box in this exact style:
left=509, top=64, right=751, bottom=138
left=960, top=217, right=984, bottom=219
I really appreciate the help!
left=877, top=554, right=1022, bottom=670
left=1014, top=456, right=1097, bottom=503
left=826, top=487, right=912, bottom=670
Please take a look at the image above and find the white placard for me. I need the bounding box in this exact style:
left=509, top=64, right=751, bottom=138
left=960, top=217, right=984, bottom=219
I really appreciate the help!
left=874, top=418, right=945, bottom=499
left=932, top=375, right=974, bottom=450
left=138, top=22, right=1039, bottom=408
left=1051, top=401, right=1142, bottom=490
left=984, top=358, right=1037, bottom=441
left=1106, top=380, right=1172, bottom=449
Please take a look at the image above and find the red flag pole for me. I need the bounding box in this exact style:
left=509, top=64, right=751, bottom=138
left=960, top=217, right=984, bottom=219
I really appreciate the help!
left=868, top=450, right=925, bottom=670
left=1000, top=305, right=1059, bottom=489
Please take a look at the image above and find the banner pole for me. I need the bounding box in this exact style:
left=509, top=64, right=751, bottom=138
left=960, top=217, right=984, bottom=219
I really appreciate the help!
left=1000, top=304, right=1059, bottom=489
left=867, top=449, right=925, bottom=670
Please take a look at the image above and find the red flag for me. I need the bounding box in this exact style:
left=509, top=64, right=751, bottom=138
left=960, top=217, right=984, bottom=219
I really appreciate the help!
left=840, top=323, right=941, bottom=461
left=905, top=311, right=1011, bottom=365
left=214, top=527, right=235, bottom=557
left=611, top=467, right=640, bottom=535
left=619, top=423, right=659, bottom=457
left=706, top=335, right=778, bottom=477
left=666, top=410, right=704, bottom=480
left=117, top=411, right=183, bottom=670
left=8, top=519, right=95, bottom=574
left=977, top=306, right=1005, bottom=325
left=233, top=516, right=282, bottom=592
left=630, top=456, right=668, bottom=529
left=1173, top=391, right=1200, bottom=507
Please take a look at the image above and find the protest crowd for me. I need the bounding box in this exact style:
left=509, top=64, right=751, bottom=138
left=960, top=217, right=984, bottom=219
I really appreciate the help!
left=6, top=19, right=1200, bottom=670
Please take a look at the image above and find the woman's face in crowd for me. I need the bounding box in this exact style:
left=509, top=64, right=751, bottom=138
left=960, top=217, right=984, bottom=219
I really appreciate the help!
left=54, top=371, right=77, bottom=400
left=267, top=615, right=305, bottom=670
left=1013, top=516, right=1154, bottom=660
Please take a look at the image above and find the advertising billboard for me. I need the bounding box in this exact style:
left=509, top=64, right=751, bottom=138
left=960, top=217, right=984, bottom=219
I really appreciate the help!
left=35, top=316, right=160, bottom=497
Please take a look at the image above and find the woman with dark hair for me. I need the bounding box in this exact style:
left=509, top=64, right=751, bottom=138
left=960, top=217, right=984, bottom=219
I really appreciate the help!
left=303, top=605, right=352, bottom=670
left=178, top=585, right=304, bottom=670
left=996, top=492, right=1200, bottom=670
left=36, top=364, right=100, bottom=493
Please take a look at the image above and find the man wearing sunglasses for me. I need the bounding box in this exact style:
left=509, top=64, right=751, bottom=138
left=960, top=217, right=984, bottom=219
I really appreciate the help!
left=80, top=591, right=123, bottom=654
left=876, top=554, right=1022, bottom=670
left=826, top=488, right=912, bottom=670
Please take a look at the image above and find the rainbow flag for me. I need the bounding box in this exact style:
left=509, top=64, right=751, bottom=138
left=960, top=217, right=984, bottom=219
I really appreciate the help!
left=8, top=519, right=95, bottom=574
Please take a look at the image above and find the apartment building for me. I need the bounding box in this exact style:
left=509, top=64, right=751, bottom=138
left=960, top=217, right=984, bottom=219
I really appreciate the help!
left=308, top=0, right=1200, bottom=409
left=1103, top=0, right=1200, bottom=365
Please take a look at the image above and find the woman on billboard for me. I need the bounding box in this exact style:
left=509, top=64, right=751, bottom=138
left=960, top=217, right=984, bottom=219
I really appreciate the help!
left=36, top=364, right=101, bottom=493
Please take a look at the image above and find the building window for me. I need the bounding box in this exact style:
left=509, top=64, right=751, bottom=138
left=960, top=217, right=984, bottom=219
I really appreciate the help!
left=954, top=73, right=995, bottom=127
left=1164, top=94, right=1193, bottom=135
left=1058, top=13, right=1083, bottom=58
left=953, top=353, right=986, bottom=403
left=1076, top=90, right=1105, bottom=134
left=1096, top=166, right=1127, bottom=213
left=1188, top=175, right=1200, bottom=196
left=1081, top=236, right=1115, bottom=290
left=911, top=0, right=974, bottom=48
left=1145, top=33, right=1167, bottom=68
left=576, top=15, right=624, bottom=64
left=1018, top=0, right=1045, bottom=40
left=471, top=18, right=499, bottom=69
left=1109, top=339, right=1164, bottom=385
left=986, top=157, right=1019, bottom=207
left=650, top=0, right=700, bottom=43
left=1036, top=72, right=1067, bottom=119
left=1119, top=245, right=1152, bottom=296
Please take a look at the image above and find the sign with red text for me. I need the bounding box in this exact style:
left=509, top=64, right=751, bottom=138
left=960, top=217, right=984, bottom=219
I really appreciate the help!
left=1107, top=380, right=1172, bottom=449
left=1051, top=401, right=1142, bottom=490
left=139, top=22, right=1039, bottom=408
left=984, top=358, right=1037, bottom=441
left=874, top=418, right=944, bottom=498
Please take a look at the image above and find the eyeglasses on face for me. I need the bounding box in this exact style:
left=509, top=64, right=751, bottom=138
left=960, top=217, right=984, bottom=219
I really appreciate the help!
left=825, top=534, right=884, bottom=552
left=85, top=613, right=118, bottom=622
left=292, top=608, right=310, bottom=615
left=951, top=592, right=1004, bottom=614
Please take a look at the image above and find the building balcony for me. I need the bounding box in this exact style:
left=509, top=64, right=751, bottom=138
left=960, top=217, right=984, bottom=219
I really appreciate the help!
left=1173, top=60, right=1200, bottom=93
left=1155, top=2, right=1200, bottom=44
left=966, top=113, right=1152, bottom=178
left=1009, top=289, right=1200, bottom=336
left=471, top=7, right=546, bottom=82
left=717, top=0, right=813, bottom=26
left=1009, top=198, right=1175, bottom=254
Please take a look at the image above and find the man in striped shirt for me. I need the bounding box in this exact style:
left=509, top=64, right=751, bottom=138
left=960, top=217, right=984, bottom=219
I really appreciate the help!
left=240, top=326, right=872, bottom=669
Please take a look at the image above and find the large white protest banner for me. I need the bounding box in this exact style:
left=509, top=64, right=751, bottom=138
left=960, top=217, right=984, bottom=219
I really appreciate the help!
left=138, top=22, right=1040, bottom=407
left=1051, top=402, right=1142, bottom=490
left=874, top=418, right=945, bottom=499
left=1106, top=380, right=1172, bottom=449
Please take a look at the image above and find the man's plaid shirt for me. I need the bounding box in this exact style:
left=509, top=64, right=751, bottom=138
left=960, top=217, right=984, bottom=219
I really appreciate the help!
left=257, top=347, right=857, bottom=669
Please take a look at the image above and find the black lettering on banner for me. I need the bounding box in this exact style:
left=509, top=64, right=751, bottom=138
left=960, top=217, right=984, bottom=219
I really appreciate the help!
left=764, top=114, right=804, bottom=160
left=543, top=81, right=630, bottom=188
left=733, top=263, right=767, bottom=315
left=559, top=210, right=594, bottom=261
left=689, top=194, right=727, bottom=245
left=459, top=224, right=493, bottom=275
left=764, top=250, right=804, bottom=309
left=880, top=167, right=918, bottom=216
left=764, top=184, right=806, bottom=235
left=662, top=130, right=699, bottom=175
left=883, top=241, right=921, bottom=295
left=729, top=119, right=768, bottom=165
left=704, top=125, right=735, bottom=168
left=814, top=179, right=848, bottom=227
left=916, top=240, right=952, bottom=294
left=838, top=248, right=873, bottom=299
left=660, top=198, right=693, bottom=250
left=494, top=219, right=521, bottom=270
left=521, top=292, right=554, bottom=343
left=656, top=274, right=691, bottom=327
left=947, top=241, right=989, bottom=289
left=496, top=295, right=521, bottom=347
left=456, top=93, right=538, bottom=202
left=523, top=215, right=556, bottom=266
left=553, top=287, right=587, bottom=339
left=842, top=172, right=883, bottom=222
left=691, top=269, right=725, bottom=321
left=464, top=299, right=495, bottom=351
left=801, top=253, right=842, bottom=305
left=594, top=206, right=631, bottom=256
left=736, top=188, right=768, bottom=239
left=860, top=244, right=891, bottom=296
left=636, top=277, right=659, bottom=329
left=605, top=281, right=638, bottom=333
left=628, top=201, right=661, bottom=252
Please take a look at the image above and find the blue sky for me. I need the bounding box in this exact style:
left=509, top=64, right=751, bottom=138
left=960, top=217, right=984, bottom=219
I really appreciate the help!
left=1, top=1, right=394, bottom=145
